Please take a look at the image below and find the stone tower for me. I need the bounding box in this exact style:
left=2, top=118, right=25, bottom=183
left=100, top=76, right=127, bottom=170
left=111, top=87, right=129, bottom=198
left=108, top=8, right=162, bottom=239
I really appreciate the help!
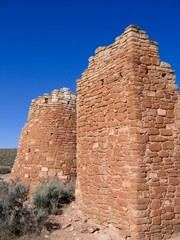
left=11, top=88, right=76, bottom=191
left=76, top=25, right=180, bottom=239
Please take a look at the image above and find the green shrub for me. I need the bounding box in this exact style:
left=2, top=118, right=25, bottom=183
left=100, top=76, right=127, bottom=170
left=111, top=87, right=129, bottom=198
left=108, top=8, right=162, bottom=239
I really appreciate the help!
left=33, top=180, right=75, bottom=214
left=0, top=180, right=46, bottom=240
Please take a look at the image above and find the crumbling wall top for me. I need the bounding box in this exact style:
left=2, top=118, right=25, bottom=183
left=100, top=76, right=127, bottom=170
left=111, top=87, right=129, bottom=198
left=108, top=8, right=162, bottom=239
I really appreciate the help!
left=31, top=88, right=76, bottom=106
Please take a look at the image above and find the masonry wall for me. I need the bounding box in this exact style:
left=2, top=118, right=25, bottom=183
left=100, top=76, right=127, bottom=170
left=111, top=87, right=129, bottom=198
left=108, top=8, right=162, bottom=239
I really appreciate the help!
left=76, top=25, right=180, bottom=240
left=11, top=88, right=76, bottom=191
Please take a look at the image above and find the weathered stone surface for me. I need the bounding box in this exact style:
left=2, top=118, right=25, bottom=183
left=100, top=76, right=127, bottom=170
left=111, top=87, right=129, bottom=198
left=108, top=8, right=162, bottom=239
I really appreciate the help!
left=11, top=88, right=76, bottom=191
left=76, top=25, right=180, bottom=240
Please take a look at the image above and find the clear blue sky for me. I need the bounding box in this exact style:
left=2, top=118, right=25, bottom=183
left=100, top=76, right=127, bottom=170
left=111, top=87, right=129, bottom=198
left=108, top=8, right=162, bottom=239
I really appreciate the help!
left=0, top=0, right=179, bottom=148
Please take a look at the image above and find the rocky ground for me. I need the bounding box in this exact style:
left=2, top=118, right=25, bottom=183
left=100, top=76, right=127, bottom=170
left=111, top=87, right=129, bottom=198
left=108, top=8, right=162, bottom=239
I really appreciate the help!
left=18, top=201, right=124, bottom=240
left=0, top=172, right=10, bottom=181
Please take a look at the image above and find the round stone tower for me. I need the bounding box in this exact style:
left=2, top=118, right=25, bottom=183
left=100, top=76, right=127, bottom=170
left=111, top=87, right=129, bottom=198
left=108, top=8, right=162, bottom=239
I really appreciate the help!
left=11, top=88, right=76, bottom=192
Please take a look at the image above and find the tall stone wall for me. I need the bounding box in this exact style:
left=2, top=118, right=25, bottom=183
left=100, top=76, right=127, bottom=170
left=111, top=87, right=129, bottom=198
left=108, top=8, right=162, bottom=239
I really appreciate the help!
left=11, top=88, right=76, bottom=191
left=76, top=25, right=180, bottom=240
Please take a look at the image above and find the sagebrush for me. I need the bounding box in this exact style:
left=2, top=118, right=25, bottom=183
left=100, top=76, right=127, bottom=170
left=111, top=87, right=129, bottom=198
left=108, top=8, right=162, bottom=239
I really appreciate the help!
left=0, top=179, right=74, bottom=239
left=0, top=180, right=46, bottom=240
left=33, top=180, right=75, bottom=214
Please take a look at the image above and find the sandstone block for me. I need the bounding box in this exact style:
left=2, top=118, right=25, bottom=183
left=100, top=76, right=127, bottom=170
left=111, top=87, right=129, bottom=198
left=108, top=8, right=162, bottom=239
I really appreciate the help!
left=162, top=141, right=174, bottom=150
left=48, top=169, right=57, bottom=177
left=152, top=217, right=161, bottom=225
left=148, top=128, right=159, bottom=135
left=151, top=57, right=160, bottom=66
left=160, top=129, right=172, bottom=136
left=129, top=111, right=141, bottom=120
left=58, top=175, right=68, bottom=180
left=153, top=186, right=167, bottom=195
left=174, top=206, right=180, bottom=213
left=157, top=109, right=166, bottom=116
left=169, top=178, right=179, bottom=186
left=162, top=213, right=175, bottom=220
left=174, top=198, right=180, bottom=205
left=149, top=143, right=162, bottom=152
left=160, top=62, right=171, bottom=68
left=42, top=167, right=48, bottom=172
left=140, top=55, right=151, bottom=65
left=151, top=199, right=161, bottom=209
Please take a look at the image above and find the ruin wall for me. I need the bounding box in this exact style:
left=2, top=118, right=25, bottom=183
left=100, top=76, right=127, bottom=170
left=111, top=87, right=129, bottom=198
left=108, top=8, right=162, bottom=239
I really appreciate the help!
left=76, top=25, right=180, bottom=240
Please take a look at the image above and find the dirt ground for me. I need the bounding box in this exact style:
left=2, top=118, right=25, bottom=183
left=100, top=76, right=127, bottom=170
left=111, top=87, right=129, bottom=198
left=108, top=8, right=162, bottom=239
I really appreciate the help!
left=18, top=201, right=124, bottom=240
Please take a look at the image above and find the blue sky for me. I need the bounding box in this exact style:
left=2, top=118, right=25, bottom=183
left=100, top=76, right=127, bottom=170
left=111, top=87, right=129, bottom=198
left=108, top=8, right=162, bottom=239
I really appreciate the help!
left=0, top=0, right=179, bottom=148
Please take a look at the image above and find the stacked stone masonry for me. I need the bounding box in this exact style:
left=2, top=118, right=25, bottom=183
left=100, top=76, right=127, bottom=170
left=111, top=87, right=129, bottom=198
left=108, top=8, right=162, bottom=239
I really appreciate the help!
left=11, top=25, right=180, bottom=240
left=76, top=25, right=180, bottom=240
left=11, top=88, right=76, bottom=192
